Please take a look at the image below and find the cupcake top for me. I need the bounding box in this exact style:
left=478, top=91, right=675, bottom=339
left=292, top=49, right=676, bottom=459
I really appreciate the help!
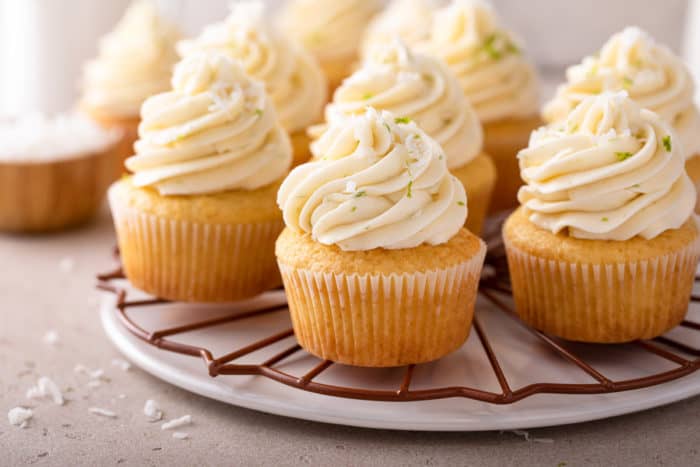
left=360, top=0, right=436, bottom=59
left=518, top=91, right=695, bottom=241
left=278, top=108, right=467, bottom=251
left=543, top=27, right=700, bottom=159
left=279, top=0, right=381, bottom=62
left=177, top=1, right=326, bottom=133
left=126, top=53, right=292, bottom=196
left=81, top=1, right=180, bottom=117
left=426, top=0, right=539, bottom=123
left=321, top=40, right=482, bottom=170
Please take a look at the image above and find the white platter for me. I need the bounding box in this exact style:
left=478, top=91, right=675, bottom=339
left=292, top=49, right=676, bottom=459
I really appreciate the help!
left=99, top=282, right=700, bottom=432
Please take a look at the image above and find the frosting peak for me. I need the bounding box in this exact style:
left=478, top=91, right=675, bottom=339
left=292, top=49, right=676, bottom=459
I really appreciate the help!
left=427, top=0, right=539, bottom=122
left=177, top=1, right=326, bottom=133
left=81, top=1, right=180, bottom=117
left=278, top=108, right=467, bottom=251
left=360, top=0, right=436, bottom=58
left=126, top=53, right=291, bottom=196
left=543, top=27, right=700, bottom=159
left=519, top=92, right=695, bottom=241
left=323, top=40, right=482, bottom=169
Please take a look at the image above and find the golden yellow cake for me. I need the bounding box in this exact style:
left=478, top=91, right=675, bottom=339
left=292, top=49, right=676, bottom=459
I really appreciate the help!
left=177, top=1, right=327, bottom=167
left=504, top=92, right=700, bottom=343
left=426, top=0, right=540, bottom=213
left=109, top=53, right=292, bottom=303
left=312, top=40, right=496, bottom=234
left=279, top=0, right=382, bottom=94
left=277, top=108, right=486, bottom=367
left=543, top=27, right=700, bottom=208
left=80, top=1, right=180, bottom=166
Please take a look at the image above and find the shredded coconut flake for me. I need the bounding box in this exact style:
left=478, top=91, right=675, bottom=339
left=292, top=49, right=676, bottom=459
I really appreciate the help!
left=8, top=407, right=33, bottom=427
left=172, top=432, right=189, bottom=440
left=111, top=358, right=131, bottom=372
left=345, top=180, right=357, bottom=193
left=161, top=415, right=192, bottom=431
left=144, top=400, right=163, bottom=422
left=42, top=330, right=59, bottom=346
left=26, top=377, right=64, bottom=405
left=59, top=257, right=75, bottom=273
left=88, top=407, right=117, bottom=418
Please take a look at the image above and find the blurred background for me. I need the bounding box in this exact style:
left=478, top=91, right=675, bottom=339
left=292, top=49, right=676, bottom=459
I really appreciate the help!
left=0, top=0, right=697, bottom=116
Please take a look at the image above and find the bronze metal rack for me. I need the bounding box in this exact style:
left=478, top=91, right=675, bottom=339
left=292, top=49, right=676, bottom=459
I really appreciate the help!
left=97, top=234, right=700, bottom=404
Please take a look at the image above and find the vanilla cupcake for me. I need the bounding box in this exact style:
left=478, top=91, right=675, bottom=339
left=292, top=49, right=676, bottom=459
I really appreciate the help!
left=177, top=1, right=326, bottom=167
left=80, top=1, right=180, bottom=163
left=544, top=27, right=700, bottom=208
left=315, top=40, right=495, bottom=234
left=360, top=0, right=436, bottom=59
left=504, top=92, right=699, bottom=343
left=279, top=0, right=382, bottom=93
left=427, top=0, right=540, bottom=212
left=277, top=108, right=486, bottom=367
left=109, top=53, right=292, bottom=302
left=0, top=114, right=121, bottom=233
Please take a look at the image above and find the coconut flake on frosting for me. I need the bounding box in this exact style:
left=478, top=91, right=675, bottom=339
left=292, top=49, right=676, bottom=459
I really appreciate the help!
left=81, top=1, right=180, bottom=117
left=177, top=1, right=326, bottom=133
left=320, top=39, right=482, bottom=170
left=543, top=27, right=700, bottom=159
left=278, top=107, right=467, bottom=251
left=126, top=53, right=291, bottom=196
left=426, top=0, right=539, bottom=123
left=519, top=91, right=696, bottom=241
left=360, top=0, right=436, bottom=59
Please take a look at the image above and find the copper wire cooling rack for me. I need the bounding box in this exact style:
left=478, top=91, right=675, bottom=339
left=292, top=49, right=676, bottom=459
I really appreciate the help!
left=97, top=233, right=700, bottom=404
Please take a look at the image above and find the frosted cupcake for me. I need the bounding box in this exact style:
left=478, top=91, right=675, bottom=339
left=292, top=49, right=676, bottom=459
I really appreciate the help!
left=427, top=0, right=540, bottom=212
left=80, top=1, right=180, bottom=163
left=544, top=27, right=700, bottom=207
left=314, top=40, right=495, bottom=234
left=504, top=92, right=699, bottom=343
left=277, top=108, right=486, bottom=367
left=0, top=114, right=121, bottom=232
left=109, top=53, right=292, bottom=302
left=279, top=0, right=381, bottom=93
left=360, top=0, right=436, bottom=59
left=177, top=1, right=326, bottom=167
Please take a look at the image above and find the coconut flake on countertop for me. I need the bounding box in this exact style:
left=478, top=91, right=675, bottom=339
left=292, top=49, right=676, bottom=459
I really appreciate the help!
left=161, top=415, right=192, bottom=430
left=144, top=399, right=163, bottom=422
left=0, top=112, right=120, bottom=162
left=26, top=376, right=64, bottom=405
left=8, top=407, right=33, bottom=428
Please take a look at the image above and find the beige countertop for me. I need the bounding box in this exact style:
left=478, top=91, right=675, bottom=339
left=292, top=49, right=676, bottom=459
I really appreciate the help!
left=1, top=205, right=699, bottom=467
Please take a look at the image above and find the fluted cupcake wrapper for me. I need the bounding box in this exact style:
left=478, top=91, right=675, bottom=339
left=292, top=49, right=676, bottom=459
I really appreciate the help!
left=504, top=235, right=700, bottom=343
left=110, top=193, right=283, bottom=303
left=278, top=243, right=486, bottom=367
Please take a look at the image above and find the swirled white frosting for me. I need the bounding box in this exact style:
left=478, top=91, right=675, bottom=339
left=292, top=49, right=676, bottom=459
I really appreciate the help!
left=279, top=0, right=381, bottom=62
left=321, top=40, right=482, bottom=169
left=427, top=0, right=539, bottom=123
left=81, top=1, right=180, bottom=117
left=519, top=91, right=695, bottom=241
left=177, top=1, right=326, bottom=133
left=126, top=53, right=291, bottom=196
left=278, top=108, right=467, bottom=251
left=544, top=27, right=700, bottom=159
left=360, top=0, right=436, bottom=59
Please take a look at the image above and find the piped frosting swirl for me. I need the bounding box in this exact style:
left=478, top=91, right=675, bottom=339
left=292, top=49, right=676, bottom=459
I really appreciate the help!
left=360, top=0, right=436, bottom=59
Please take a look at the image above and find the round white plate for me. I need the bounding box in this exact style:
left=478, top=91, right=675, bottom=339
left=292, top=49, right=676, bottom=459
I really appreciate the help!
left=100, top=283, right=700, bottom=431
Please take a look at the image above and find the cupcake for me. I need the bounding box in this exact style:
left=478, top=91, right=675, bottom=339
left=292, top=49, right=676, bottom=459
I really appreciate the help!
left=109, top=53, right=292, bottom=303
left=278, top=0, right=382, bottom=93
left=0, top=114, right=122, bottom=233
left=426, top=0, right=541, bottom=212
left=543, top=27, right=700, bottom=208
left=504, top=91, right=699, bottom=343
left=313, top=40, right=495, bottom=234
left=80, top=1, right=180, bottom=164
left=177, top=1, right=327, bottom=167
left=360, top=0, right=436, bottom=59
left=277, top=108, right=487, bottom=367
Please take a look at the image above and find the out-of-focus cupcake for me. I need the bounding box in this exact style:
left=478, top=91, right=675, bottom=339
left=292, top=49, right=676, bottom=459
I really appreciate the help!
left=504, top=92, right=699, bottom=343
left=427, top=0, right=541, bottom=213
left=277, top=108, right=486, bottom=367
left=278, top=0, right=382, bottom=94
left=313, top=40, right=495, bottom=234
left=544, top=27, right=700, bottom=208
left=109, top=53, right=292, bottom=303
left=177, top=1, right=326, bottom=167
left=0, top=113, right=121, bottom=233
left=80, top=1, right=180, bottom=164
left=360, top=0, right=437, bottom=59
